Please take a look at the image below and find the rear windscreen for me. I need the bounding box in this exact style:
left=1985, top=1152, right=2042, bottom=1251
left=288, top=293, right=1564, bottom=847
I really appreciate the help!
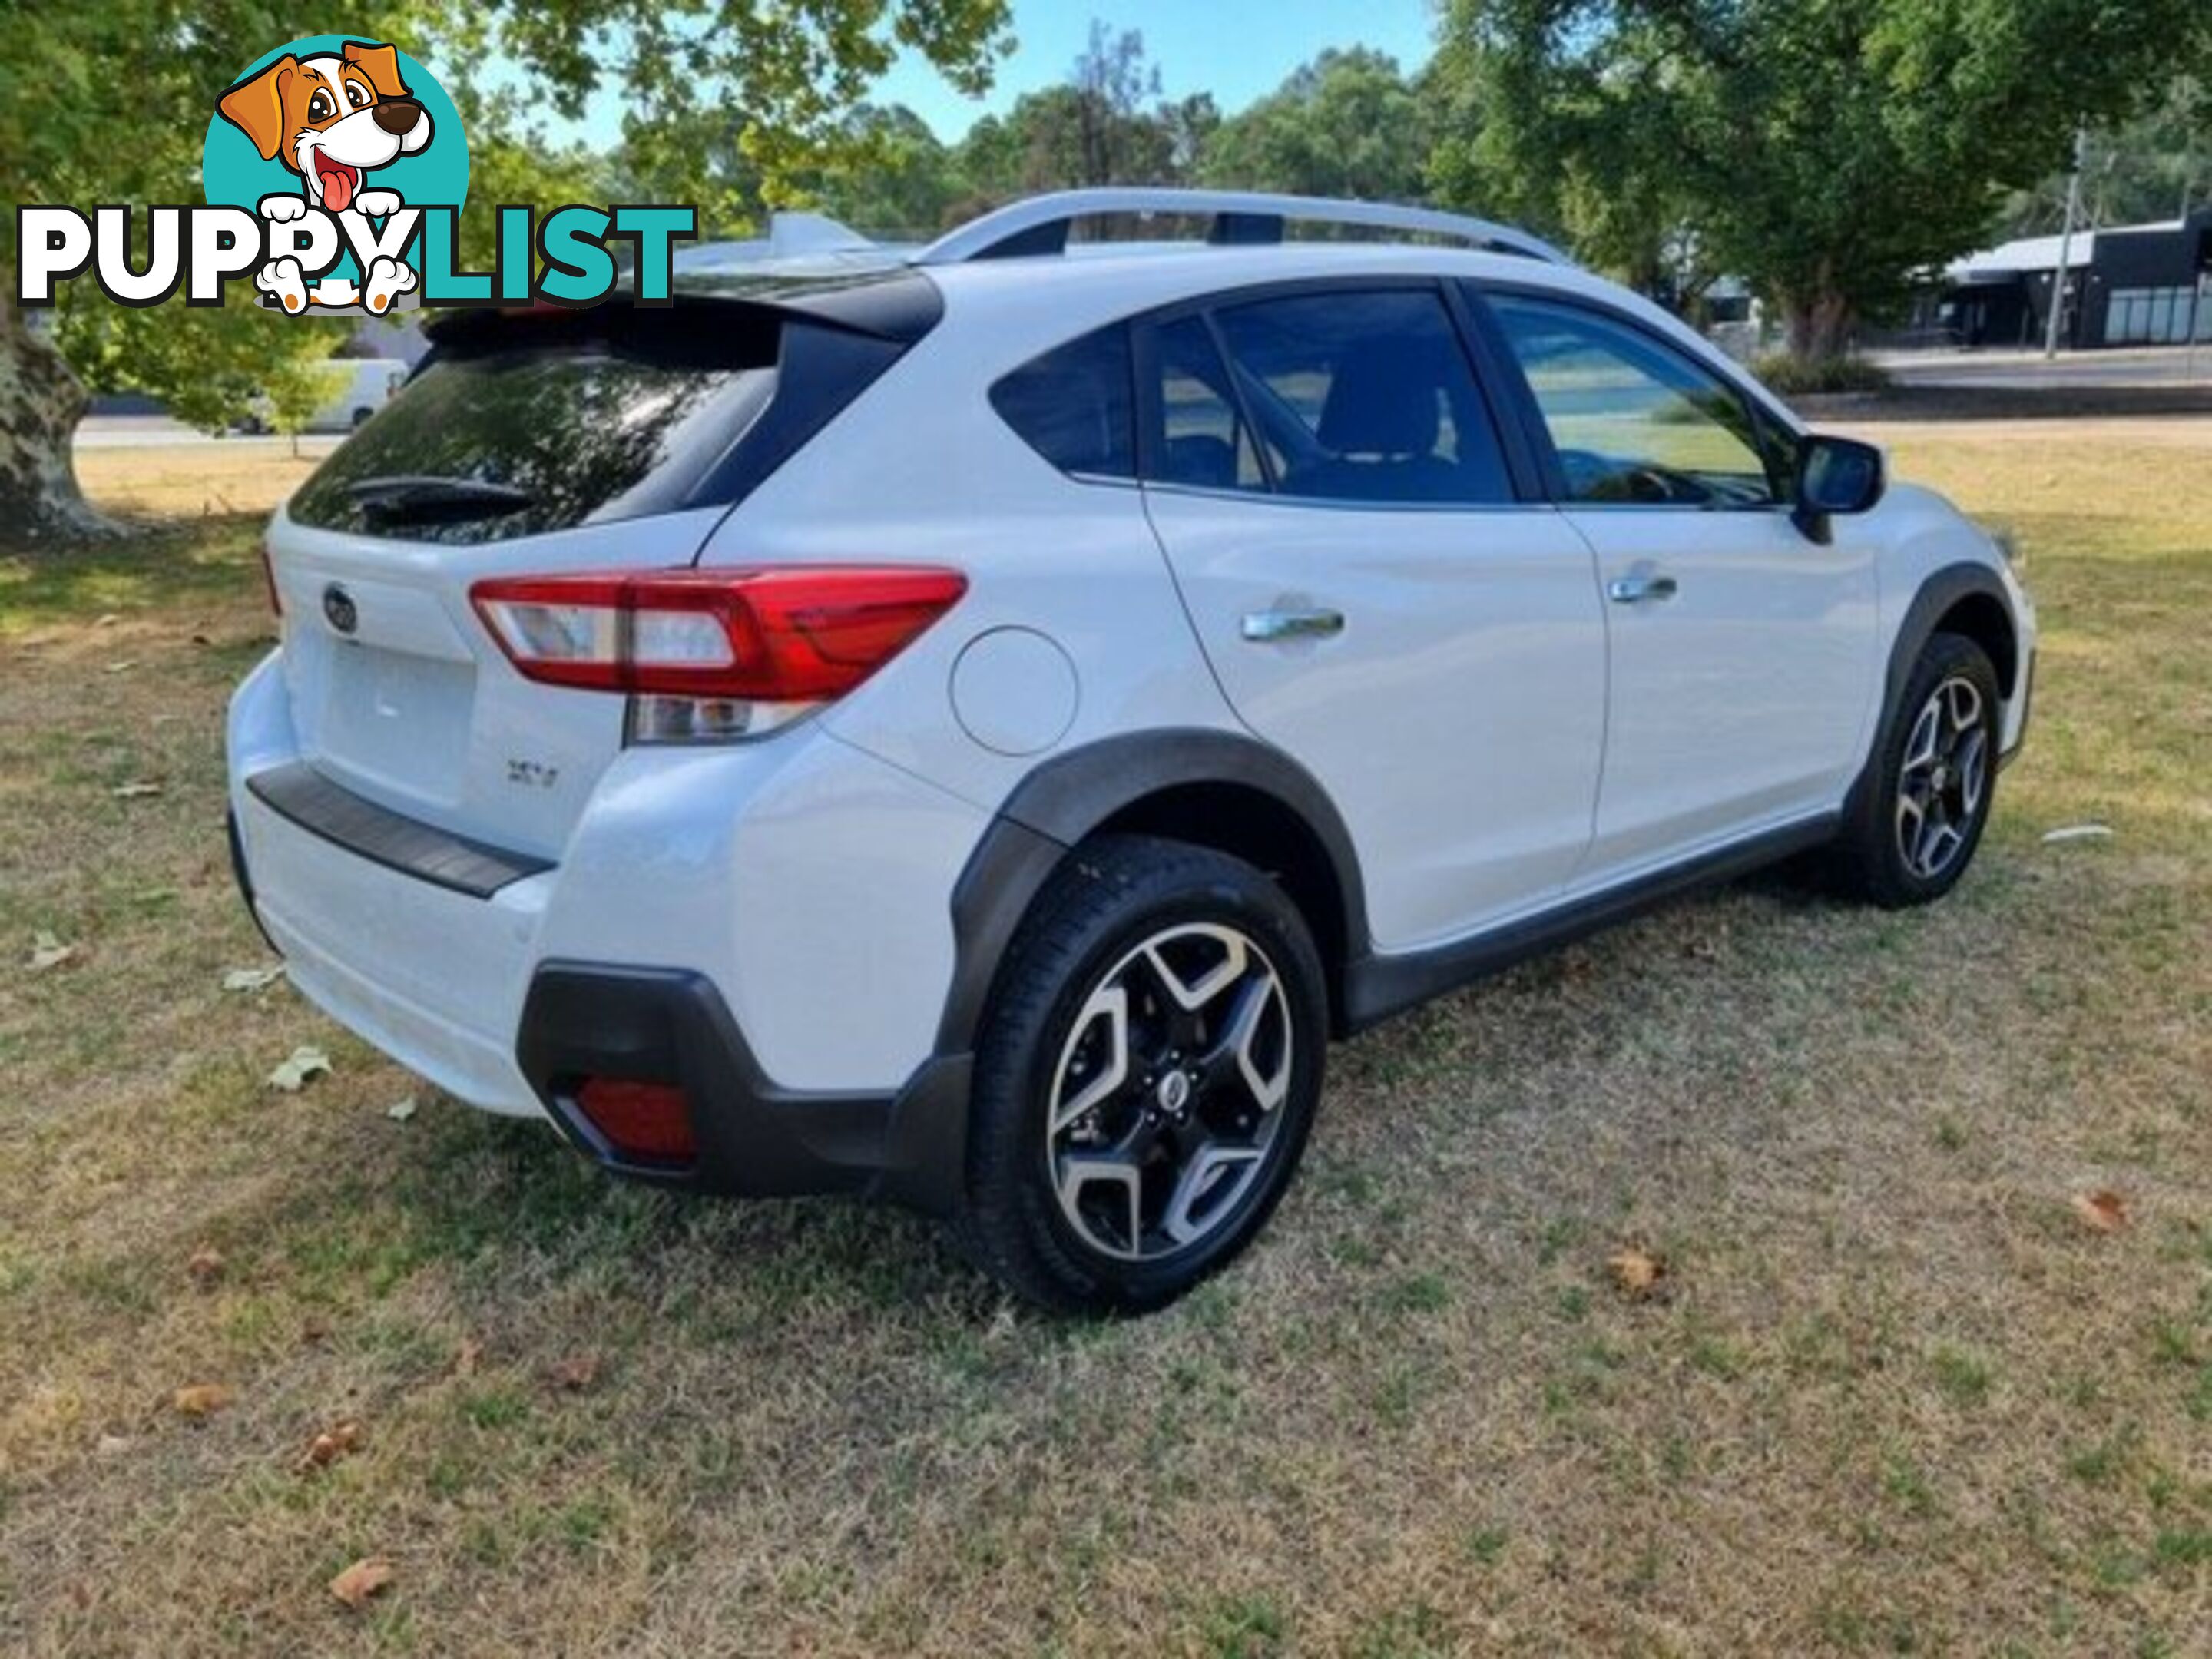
left=288, top=306, right=781, bottom=545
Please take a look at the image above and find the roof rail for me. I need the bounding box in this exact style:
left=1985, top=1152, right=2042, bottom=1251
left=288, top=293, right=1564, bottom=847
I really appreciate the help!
left=913, top=188, right=1570, bottom=267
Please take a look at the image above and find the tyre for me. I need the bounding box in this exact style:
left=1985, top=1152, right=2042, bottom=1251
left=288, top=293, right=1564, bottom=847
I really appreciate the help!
left=961, top=834, right=1328, bottom=1315
left=1834, top=631, right=2001, bottom=907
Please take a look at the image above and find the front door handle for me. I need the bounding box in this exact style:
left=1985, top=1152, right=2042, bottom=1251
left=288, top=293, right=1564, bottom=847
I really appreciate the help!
left=1607, top=574, right=1679, bottom=604
left=1241, top=607, right=1345, bottom=643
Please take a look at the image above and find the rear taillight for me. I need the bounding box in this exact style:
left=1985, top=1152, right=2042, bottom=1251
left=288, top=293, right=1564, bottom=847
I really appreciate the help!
left=468, top=566, right=967, bottom=704
left=258, top=542, right=283, bottom=617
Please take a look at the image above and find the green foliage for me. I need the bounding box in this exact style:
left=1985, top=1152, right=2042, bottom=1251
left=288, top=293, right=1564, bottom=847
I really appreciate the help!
left=1750, top=353, right=1895, bottom=396
left=1433, top=0, right=2212, bottom=357
left=2000, top=77, right=2210, bottom=237
left=261, top=358, right=353, bottom=447
left=2, top=1, right=1010, bottom=438
left=1200, top=48, right=1432, bottom=202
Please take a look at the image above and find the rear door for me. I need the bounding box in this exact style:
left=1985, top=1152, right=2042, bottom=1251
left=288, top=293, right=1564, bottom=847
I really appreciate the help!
left=1137, top=283, right=1608, bottom=952
left=1475, top=290, right=1882, bottom=879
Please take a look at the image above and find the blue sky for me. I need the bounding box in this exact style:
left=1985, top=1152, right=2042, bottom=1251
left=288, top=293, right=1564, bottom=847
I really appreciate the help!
left=877, top=0, right=1441, bottom=140
left=537, top=1, right=1439, bottom=149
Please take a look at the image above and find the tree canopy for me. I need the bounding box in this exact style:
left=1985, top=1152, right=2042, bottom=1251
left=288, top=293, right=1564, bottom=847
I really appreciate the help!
left=0, top=0, right=1010, bottom=537
left=1431, top=0, right=2212, bottom=359
left=1200, top=48, right=1434, bottom=204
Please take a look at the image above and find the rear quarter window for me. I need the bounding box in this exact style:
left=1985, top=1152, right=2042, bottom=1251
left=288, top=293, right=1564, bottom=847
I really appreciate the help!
left=989, top=326, right=1136, bottom=480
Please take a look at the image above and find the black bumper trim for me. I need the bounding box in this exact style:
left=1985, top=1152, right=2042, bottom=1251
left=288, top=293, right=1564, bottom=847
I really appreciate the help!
left=244, top=760, right=552, bottom=899
left=516, top=962, right=968, bottom=1214
left=225, top=808, right=280, bottom=953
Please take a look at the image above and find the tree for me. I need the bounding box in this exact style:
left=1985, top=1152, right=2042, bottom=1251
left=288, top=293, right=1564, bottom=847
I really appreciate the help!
left=263, top=359, right=356, bottom=459
left=1200, top=49, right=1431, bottom=203
left=1999, top=77, right=2210, bottom=236
left=0, top=1, right=1009, bottom=544
left=1432, top=0, right=2212, bottom=362
left=951, top=22, right=1193, bottom=200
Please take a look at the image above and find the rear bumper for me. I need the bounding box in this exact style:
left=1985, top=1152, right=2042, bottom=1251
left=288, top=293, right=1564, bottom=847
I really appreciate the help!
left=224, top=647, right=987, bottom=1209
left=518, top=964, right=969, bottom=1210
left=226, top=795, right=972, bottom=1210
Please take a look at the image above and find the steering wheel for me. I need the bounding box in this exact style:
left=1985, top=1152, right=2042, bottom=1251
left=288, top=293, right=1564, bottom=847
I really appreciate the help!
left=1557, top=449, right=1714, bottom=506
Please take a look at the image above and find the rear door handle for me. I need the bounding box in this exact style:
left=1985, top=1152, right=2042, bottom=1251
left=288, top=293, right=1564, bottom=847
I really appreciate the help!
left=1607, top=575, right=1679, bottom=604
left=1241, top=608, right=1345, bottom=643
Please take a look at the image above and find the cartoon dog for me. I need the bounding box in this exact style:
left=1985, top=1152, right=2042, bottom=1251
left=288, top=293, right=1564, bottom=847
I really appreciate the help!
left=217, top=41, right=432, bottom=315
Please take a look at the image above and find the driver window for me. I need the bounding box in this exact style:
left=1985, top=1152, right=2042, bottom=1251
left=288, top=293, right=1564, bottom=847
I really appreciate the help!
left=1487, top=294, right=1783, bottom=507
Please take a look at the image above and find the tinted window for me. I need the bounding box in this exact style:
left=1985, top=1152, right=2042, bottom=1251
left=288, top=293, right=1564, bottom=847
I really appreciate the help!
left=1151, top=316, right=1268, bottom=492
left=1488, top=295, right=1784, bottom=506
left=291, top=305, right=796, bottom=545
left=1208, top=290, right=1512, bottom=505
left=990, top=326, right=1135, bottom=479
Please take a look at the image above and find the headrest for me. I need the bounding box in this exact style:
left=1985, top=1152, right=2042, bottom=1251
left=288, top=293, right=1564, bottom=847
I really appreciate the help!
left=1315, top=344, right=1441, bottom=457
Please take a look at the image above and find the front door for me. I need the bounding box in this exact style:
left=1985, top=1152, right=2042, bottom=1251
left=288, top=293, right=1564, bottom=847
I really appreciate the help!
left=1479, top=290, right=1883, bottom=881
left=1138, top=285, right=1608, bottom=951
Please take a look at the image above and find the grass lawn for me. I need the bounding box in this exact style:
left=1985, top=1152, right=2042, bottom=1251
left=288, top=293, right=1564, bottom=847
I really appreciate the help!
left=2, top=419, right=2208, bottom=1655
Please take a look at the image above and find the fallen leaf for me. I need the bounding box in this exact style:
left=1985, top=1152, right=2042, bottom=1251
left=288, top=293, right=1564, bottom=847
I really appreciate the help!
left=296, top=1419, right=365, bottom=1472
left=222, top=964, right=286, bottom=993
left=266, top=1046, right=332, bottom=1091
left=2071, top=1189, right=2130, bottom=1233
left=1607, top=1247, right=1667, bottom=1297
left=328, top=1556, right=393, bottom=1608
left=300, top=1316, right=332, bottom=1346
left=104, top=660, right=137, bottom=674
left=548, top=1353, right=601, bottom=1391
left=173, top=1382, right=233, bottom=1418
left=186, top=1243, right=225, bottom=1285
left=94, top=1434, right=133, bottom=1459
left=2041, top=823, right=2113, bottom=845
left=94, top=612, right=119, bottom=628
left=28, top=930, right=77, bottom=972
left=110, top=782, right=163, bottom=799
left=453, top=1338, right=483, bottom=1376
left=386, top=1096, right=418, bottom=1123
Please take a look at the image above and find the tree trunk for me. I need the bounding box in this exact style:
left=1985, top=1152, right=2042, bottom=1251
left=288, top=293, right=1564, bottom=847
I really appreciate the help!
left=0, top=286, right=118, bottom=545
left=1783, top=290, right=1857, bottom=363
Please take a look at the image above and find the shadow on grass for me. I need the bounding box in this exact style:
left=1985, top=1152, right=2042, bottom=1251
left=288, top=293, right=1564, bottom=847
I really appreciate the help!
left=0, top=515, right=266, bottom=630
left=277, top=1100, right=1004, bottom=1326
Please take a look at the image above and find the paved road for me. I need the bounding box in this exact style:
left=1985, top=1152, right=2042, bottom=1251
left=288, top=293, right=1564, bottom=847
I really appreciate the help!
left=75, top=415, right=341, bottom=455
left=1876, top=345, right=2210, bottom=391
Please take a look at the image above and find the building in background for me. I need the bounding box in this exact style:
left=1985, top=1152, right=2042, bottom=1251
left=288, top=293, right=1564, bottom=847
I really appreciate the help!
left=1921, top=209, right=2211, bottom=349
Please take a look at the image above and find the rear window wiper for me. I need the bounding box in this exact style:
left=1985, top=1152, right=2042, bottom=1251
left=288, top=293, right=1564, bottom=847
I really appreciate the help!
left=346, top=475, right=535, bottom=527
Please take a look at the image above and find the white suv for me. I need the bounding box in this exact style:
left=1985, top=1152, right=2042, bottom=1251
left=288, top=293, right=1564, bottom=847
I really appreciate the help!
left=228, top=190, right=2035, bottom=1313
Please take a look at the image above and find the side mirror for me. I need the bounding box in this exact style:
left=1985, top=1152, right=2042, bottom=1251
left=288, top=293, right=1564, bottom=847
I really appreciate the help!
left=1793, top=434, right=1885, bottom=543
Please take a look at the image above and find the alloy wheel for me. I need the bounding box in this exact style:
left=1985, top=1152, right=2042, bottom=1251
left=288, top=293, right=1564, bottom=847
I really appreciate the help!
left=1896, top=675, right=1989, bottom=881
left=1045, top=922, right=1294, bottom=1263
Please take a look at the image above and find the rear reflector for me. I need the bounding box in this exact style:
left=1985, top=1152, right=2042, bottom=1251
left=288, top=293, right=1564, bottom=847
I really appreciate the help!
left=469, top=566, right=966, bottom=700
left=574, top=1078, right=697, bottom=1163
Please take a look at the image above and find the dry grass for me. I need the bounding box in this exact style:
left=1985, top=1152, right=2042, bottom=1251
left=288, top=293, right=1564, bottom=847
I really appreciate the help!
left=2, top=421, right=2208, bottom=1656
left=71, top=439, right=332, bottom=522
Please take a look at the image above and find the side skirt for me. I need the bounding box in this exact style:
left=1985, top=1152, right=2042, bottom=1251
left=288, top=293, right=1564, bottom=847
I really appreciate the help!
left=1340, top=814, right=1839, bottom=1032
